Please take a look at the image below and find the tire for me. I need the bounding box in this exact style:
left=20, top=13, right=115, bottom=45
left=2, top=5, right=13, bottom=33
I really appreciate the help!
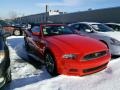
left=13, top=29, right=22, bottom=36
left=45, top=52, right=58, bottom=76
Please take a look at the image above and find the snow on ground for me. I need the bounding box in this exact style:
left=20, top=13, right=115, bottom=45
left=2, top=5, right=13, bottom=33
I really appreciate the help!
left=14, top=59, right=120, bottom=90
left=2, top=36, right=51, bottom=90
left=2, top=36, right=120, bottom=90
left=7, top=36, right=45, bottom=79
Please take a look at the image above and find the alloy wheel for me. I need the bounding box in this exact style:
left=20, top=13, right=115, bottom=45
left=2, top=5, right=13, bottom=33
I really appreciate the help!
left=45, top=53, right=55, bottom=74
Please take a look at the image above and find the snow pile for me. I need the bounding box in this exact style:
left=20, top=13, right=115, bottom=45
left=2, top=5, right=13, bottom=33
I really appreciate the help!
left=7, top=36, right=28, bottom=60
left=15, top=59, right=120, bottom=90
left=11, top=61, right=37, bottom=79
left=6, top=36, right=49, bottom=79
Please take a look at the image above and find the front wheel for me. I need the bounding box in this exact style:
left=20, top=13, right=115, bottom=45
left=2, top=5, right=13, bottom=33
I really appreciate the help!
left=45, top=53, right=58, bottom=76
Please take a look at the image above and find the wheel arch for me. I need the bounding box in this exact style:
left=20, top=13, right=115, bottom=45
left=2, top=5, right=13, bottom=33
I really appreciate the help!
left=44, top=46, right=65, bottom=75
left=44, top=48, right=56, bottom=59
left=44, top=48, right=59, bottom=76
left=100, top=40, right=109, bottom=49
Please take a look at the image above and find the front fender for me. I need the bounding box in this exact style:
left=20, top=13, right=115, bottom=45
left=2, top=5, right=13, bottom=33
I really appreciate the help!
left=45, top=45, right=64, bottom=58
left=44, top=46, right=65, bottom=74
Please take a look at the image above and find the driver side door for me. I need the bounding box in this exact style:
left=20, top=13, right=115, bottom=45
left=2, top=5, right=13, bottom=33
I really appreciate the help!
left=31, top=25, right=46, bottom=59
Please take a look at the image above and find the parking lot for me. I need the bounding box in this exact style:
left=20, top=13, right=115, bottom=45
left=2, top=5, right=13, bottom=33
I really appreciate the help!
left=0, top=1, right=120, bottom=90
left=0, top=36, right=120, bottom=90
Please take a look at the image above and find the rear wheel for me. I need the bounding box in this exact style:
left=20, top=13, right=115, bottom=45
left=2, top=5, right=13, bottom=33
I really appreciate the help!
left=45, top=52, right=58, bottom=76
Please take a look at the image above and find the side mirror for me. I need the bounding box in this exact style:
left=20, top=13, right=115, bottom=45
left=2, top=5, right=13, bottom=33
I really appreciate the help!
left=3, top=32, right=11, bottom=38
left=85, top=29, right=92, bottom=33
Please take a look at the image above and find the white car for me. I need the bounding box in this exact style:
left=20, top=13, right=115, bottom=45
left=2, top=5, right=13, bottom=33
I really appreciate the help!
left=105, top=23, right=120, bottom=31
left=69, top=22, right=120, bottom=56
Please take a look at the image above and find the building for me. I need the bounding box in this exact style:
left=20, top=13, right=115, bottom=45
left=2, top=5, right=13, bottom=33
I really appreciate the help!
left=14, top=6, right=120, bottom=24
left=14, top=10, right=66, bottom=24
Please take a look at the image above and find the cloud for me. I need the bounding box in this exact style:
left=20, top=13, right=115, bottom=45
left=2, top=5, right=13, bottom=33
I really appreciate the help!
left=35, top=0, right=111, bottom=8
left=36, top=0, right=80, bottom=7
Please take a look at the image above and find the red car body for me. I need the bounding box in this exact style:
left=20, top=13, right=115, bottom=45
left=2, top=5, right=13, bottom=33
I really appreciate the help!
left=24, top=24, right=111, bottom=76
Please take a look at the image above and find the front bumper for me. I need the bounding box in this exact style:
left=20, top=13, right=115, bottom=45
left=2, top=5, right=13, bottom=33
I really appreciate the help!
left=57, top=53, right=110, bottom=76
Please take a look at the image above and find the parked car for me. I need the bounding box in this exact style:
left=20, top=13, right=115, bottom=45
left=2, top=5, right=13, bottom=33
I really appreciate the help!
left=2, top=24, right=24, bottom=36
left=69, top=22, right=120, bottom=56
left=105, top=23, right=120, bottom=31
left=0, top=29, right=11, bottom=88
left=24, top=23, right=110, bottom=76
left=0, top=20, right=7, bottom=26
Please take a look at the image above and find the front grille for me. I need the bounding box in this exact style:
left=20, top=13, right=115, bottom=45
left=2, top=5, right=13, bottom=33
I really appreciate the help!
left=83, top=63, right=108, bottom=73
left=84, top=51, right=107, bottom=61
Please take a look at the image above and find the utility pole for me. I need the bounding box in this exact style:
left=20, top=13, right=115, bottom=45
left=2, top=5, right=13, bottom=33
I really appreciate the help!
left=45, top=5, right=48, bottom=23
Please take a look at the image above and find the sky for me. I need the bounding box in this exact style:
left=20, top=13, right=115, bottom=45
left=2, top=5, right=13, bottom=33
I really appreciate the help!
left=0, top=0, right=120, bottom=19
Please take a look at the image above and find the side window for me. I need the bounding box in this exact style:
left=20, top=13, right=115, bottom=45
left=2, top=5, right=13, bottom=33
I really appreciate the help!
left=114, top=25, right=120, bottom=31
left=79, top=24, right=92, bottom=33
left=107, top=25, right=115, bottom=29
left=73, top=24, right=80, bottom=30
left=31, top=26, right=40, bottom=33
left=110, top=25, right=119, bottom=31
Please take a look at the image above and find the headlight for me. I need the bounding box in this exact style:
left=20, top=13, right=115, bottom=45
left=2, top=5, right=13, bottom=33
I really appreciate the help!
left=0, top=51, right=5, bottom=63
left=62, top=54, right=77, bottom=59
left=110, top=38, right=120, bottom=45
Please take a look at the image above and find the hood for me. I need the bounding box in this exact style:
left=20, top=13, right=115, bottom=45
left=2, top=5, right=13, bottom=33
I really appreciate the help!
left=45, top=34, right=107, bottom=55
left=99, top=31, right=120, bottom=40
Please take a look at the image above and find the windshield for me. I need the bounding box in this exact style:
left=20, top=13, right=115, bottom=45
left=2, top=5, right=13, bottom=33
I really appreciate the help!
left=43, top=25, right=73, bottom=36
left=91, top=24, right=114, bottom=32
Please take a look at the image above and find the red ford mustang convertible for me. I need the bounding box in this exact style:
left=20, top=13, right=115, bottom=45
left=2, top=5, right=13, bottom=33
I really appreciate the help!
left=24, top=23, right=111, bottom=76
